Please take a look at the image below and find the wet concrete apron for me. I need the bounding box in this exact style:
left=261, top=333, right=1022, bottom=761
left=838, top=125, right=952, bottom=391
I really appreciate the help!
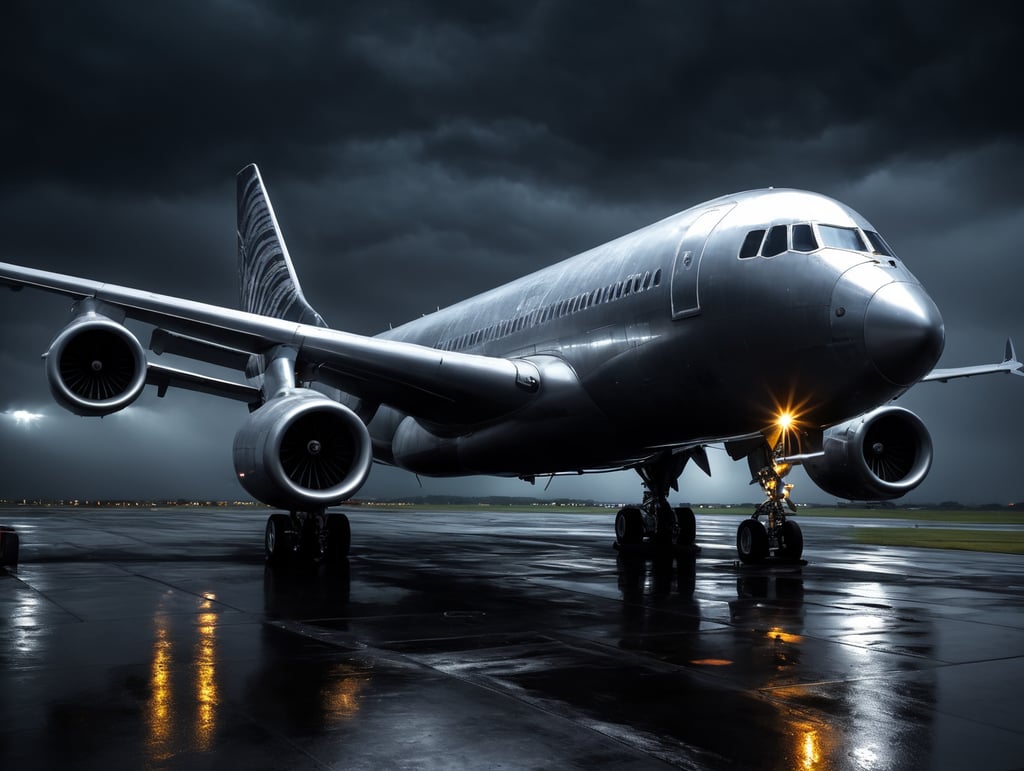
left=1, top=506, right=1022, bottom=769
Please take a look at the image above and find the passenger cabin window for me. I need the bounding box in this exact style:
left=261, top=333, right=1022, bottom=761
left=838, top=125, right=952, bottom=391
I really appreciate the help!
left=437, top=259, right=670, bottom=352
left=792, top=223, right=818, bottom=252
left=739, top=229, right=764, bottom=259
left=762, top=225, right=788, bottom=257
left=818, top=224, right=866, bottom=252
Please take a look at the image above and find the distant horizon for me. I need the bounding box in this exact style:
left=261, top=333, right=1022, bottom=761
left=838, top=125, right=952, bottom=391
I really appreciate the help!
left=2, top=494, right=1020, bottom=510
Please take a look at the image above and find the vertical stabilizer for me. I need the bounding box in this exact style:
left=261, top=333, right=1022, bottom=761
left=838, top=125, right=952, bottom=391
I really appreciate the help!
left=237, top=164, right=327, bottom=327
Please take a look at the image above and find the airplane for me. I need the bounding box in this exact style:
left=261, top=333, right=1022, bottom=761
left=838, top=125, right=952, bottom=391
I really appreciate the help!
left=1, top=164, right=1021, bottom=568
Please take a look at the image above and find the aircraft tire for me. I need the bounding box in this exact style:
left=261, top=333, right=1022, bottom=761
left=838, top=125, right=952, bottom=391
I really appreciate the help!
left=0, top=527, right=18, bottom=567
left=736, top=519, right=768, bottom=564
left=780, top=520, right=803, bottom=561
left=655, top=505, right=675, bottom=545
left=265, top=514, right=295, bottom=565
left=324, top=513, right=351, bottom=561
left=674, top=506, right=696, bottom=545
left=615, top=506, right=644, bottom=546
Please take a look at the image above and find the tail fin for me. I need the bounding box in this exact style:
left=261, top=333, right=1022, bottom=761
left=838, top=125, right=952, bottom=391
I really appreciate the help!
left=236, top=164, right=327, bottom=327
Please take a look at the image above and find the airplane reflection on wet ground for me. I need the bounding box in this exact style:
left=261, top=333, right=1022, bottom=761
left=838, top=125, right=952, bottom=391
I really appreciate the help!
left=1, top=506, right=1022, bottom=769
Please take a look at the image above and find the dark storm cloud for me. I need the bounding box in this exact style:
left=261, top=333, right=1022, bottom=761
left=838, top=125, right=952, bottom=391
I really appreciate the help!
left=6, top=2, right=1021, bottom=195
left=1, top=1, right=1022, bottom=502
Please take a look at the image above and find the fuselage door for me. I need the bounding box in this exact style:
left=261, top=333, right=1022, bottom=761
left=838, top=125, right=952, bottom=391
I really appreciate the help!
left=670, top=204, right=735, bottom=319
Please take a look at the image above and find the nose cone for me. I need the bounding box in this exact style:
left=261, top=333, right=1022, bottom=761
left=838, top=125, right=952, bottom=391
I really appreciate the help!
left=864, top=282, right=945, bottom=385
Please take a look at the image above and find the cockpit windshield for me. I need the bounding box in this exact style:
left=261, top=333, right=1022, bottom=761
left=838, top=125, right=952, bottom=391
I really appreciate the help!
left=863, top=230, right=894, bottom=256
left=737, top=222, right=898, bottom=259
left=817, top=224, right=866, bottom=251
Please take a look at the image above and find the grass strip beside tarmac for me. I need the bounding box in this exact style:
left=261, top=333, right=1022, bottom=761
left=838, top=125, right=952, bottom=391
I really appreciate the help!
left=696, top=507, right=1024, bottom=524
left=852, top=527, right=1024, bottom=554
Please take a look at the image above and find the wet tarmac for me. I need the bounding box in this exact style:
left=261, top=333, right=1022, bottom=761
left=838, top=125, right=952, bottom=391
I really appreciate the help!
left=1, top=505, right=1023, bottom=770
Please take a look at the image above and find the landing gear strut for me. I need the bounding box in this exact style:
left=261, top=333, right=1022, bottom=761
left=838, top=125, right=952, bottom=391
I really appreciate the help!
left=265, top=510, right=350, bottom=565
left=736, top=445, right=803, bottom=564
left=614, top=451, right=700, bottom=553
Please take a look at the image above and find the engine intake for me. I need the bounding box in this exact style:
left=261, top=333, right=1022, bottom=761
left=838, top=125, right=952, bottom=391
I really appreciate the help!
left=804, top=406, right=933, bottom=501
left=233, top=392, right=373, bottom=510
left=46, top=314, right=148, bottom=416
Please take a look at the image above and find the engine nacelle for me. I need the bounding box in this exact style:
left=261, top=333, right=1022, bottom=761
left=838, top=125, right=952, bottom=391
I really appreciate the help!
left=46, top=314, right=148, bottom=417
left=804, top=406, right=933, bottom=501
left=232, top=392, right=373, bottom=510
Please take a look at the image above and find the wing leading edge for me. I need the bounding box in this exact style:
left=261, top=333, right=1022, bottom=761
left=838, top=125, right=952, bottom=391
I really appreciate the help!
left=0, top=260, right=540, bottom=425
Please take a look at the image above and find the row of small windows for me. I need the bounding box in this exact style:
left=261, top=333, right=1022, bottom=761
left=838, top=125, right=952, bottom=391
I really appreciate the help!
left=739, top=223, right=895, bottom=259
left=439, top=268, right=663, bottom=352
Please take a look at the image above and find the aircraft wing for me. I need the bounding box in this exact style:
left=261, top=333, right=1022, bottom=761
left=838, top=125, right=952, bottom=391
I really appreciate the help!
left=0, top=261, right=540, bottom=425
left=921, top=339, right=1024, bottom=383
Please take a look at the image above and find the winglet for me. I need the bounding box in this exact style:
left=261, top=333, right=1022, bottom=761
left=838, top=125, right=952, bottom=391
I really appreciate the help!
left=1005, top=338, right=1023, bottom=376
left=236, top=164, right=327, bottom=327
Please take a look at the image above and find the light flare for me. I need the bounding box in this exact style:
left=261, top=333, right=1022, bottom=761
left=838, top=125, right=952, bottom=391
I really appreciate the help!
left=765, top=391, right=816, bottom=456
left=5, top=409, right=45, bottom=425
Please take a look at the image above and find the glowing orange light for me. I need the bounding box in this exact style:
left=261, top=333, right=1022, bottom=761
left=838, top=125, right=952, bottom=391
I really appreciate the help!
left=322, top=665, right=366, bottom=721
left=767, top=626, right=803, bottom=645
left=689, top=658, right=733, bottom=666
left=764, top=391, right=816, bottom=456
left=802, top=728, right=821, bottom=769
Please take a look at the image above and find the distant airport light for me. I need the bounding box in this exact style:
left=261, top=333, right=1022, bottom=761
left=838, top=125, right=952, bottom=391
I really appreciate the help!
left=6, top=409, right=44, bottom=425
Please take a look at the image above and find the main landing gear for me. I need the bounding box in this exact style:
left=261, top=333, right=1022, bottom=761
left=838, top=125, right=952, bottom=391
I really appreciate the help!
left=614, top=452, right=699, bottom=554
left=736, top=446, right=803, bottom=565
left=264, top=510, right=350, bottom=566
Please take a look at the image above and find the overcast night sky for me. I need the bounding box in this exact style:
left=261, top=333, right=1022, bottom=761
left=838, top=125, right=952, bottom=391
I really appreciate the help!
left=1, top=1, right=1022, bottom=505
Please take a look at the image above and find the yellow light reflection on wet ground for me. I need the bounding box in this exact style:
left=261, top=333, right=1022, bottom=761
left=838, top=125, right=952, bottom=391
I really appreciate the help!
left=802, top=728, right=821, bottom=769
left=767, top=626, right=803, bottom=645
left=322, top=663, right=365, bottom=722
left=194, top=596, right=219, bottom=751
left=146, top=592, right=221, bottom=763
left=147, top=615, right=174, bottom=763
left=781, top=718, right=833, bottom=770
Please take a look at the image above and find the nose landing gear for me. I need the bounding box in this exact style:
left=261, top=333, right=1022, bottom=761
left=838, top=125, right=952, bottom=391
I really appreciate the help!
left=736, top=449, right=804, bottom=565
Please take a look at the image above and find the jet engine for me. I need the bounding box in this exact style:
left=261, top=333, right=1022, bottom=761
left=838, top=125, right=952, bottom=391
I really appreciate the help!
left=232, top=392, right=373, bottom=510
left=803, top=406, right=933, bottom=501
left=45, top=314, right=148, bottom=417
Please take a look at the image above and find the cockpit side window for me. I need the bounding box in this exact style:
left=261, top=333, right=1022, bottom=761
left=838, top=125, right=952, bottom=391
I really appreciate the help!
left=762, top=225, right=788, bottom=257
left=817, top=224, right=866, bottom=251
left=792, top=223, right=818, bottom=252
left=864, top=230, right=894, bottom=256
left=739, top=229, right=765, bottom=259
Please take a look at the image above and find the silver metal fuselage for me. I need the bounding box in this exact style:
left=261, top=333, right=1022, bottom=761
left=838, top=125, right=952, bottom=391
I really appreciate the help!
left=370, top=189, right=944, bottom=477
